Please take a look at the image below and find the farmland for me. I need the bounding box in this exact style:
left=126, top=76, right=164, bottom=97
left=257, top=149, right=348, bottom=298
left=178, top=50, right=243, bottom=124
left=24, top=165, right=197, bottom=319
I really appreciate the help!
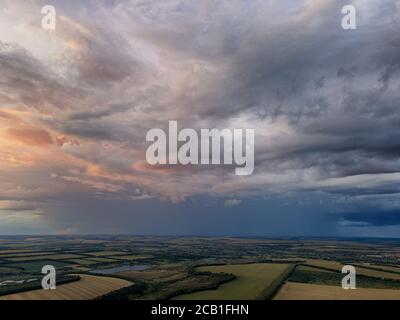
left=0, top=274, right=132, bottom=300
left=0, top=236, right=400, bottom=300
left=174, top=263, right=293, bottom=300
left=305, top=259, right=400, bottom=280
left=275, top=282, right=400, bottom=300
left=287, top=264, right=400, bottom=289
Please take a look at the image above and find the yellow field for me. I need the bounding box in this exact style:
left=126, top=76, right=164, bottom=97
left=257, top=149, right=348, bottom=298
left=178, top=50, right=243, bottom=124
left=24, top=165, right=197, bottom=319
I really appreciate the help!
left=296, top=265, right=334, bottom=273
left=174, top=263, right=291, bottom=300
left=306, top=259, right=343, bottom=271
left=0, top=274, right=132, bottom=300
left=86, top=251, right=127, bottom=257
left=85, top=257, right=119, bottom=263
left=109, top=255, right=151, bottom=260
left=275, top=282, right=400, bottom=300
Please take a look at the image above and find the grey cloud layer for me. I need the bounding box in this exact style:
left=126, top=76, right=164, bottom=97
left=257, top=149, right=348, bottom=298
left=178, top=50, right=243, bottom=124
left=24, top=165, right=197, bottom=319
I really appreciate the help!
left=1, top=0, right=400, bottom=232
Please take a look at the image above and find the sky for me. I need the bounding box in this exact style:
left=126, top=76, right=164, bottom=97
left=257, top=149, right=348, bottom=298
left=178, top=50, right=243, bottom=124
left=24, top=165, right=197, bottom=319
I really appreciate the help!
left=1, top=0, right=400, bottom=237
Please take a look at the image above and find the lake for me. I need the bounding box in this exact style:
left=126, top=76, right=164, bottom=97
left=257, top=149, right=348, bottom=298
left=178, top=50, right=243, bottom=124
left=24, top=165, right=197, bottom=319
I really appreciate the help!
left=90, top=264, right=152, bottom=275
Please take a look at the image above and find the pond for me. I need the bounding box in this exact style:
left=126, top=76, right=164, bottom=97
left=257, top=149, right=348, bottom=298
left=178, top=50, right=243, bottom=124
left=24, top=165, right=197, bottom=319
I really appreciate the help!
left=90, top=264, right=152, bottom=275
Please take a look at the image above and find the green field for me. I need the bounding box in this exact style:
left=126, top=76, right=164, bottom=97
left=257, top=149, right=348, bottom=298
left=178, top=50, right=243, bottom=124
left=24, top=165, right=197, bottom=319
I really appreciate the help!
left=10, top=260, right=72, bottom=272
left=69, top=259, right=100, bottom=265
left=86, top=251, right=128, bottom=257
left=0, top=267, right=21, bottom=274
left=0, top=252, right=49, bottom=258
left=174, top=263, right=291, bottom=300
left=5, top=254, right=84, bottom=262
left=289, top=265, right=400, bottom=289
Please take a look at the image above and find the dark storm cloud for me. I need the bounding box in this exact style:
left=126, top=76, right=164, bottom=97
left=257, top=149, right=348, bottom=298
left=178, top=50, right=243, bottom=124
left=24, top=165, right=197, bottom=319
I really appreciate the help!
left=341, top=210, right=400, bottom=227
left=245, top=15, right=400, bottom=198
left=68, top=104, right=132, bottom=121
left=61, top=123, right=118, bottom=140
